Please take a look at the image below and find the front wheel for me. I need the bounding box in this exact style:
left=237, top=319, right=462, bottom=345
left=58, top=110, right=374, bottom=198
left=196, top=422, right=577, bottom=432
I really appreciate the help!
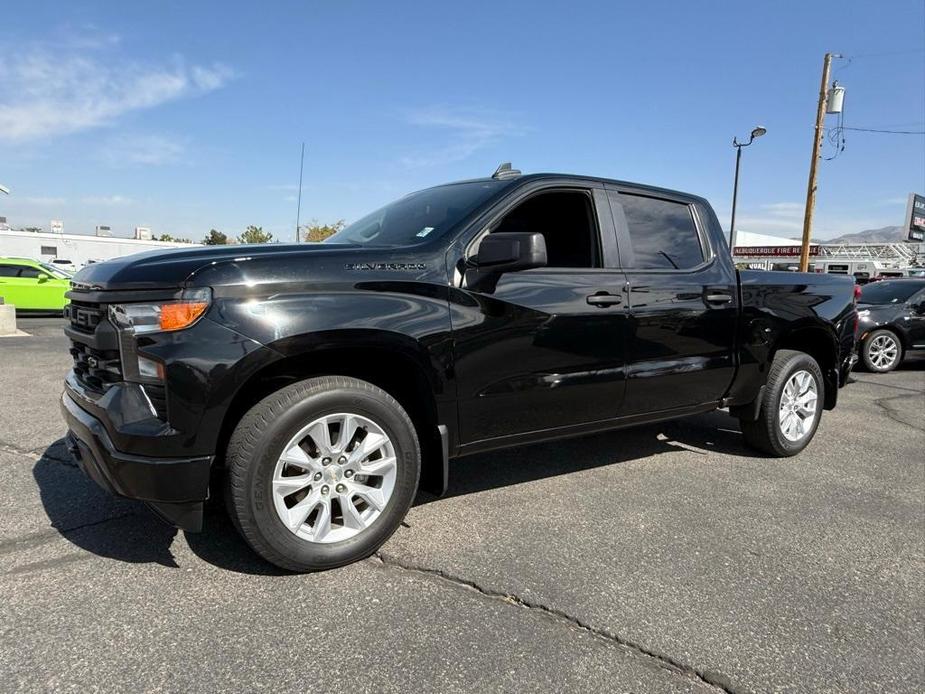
left=739, top=349, right=824, bottom=457
left=225, top=376, right=420, bottom=572
left=861, top=329, right=902, bottom=373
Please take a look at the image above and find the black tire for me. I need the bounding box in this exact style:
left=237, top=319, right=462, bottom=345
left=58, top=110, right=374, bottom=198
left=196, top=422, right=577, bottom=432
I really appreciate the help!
left=860, top=329, right=902, bottom=373
left=739, top=349, right=824, bottom=457
left=225, top=376, right=420, bottom=572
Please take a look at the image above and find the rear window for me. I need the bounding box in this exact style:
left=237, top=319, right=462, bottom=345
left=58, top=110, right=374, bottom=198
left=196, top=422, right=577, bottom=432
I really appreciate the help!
left=619, top=194, right=704, bottom=270
left=0, top=265, right=20, bottom=277
left=860, top=281, right=925, bottom=305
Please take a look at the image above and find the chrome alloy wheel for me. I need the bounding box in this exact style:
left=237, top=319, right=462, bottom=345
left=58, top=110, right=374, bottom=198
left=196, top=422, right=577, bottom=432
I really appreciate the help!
left=868, top=334, right=899, bottom=370
left=777, top=370, right=818, bottom=442
left=271, top=413, right=397, bottom=544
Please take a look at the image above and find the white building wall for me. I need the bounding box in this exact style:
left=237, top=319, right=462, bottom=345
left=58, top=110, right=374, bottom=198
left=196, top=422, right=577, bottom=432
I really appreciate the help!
left=0, top=230, right=200, bottom=268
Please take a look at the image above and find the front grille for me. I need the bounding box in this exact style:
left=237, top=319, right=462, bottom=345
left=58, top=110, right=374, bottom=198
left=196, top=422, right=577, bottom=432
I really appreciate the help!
left=66, top=300, right=105, bottom=335
left=70, top=340, right=122, bottom=392
left=66, top=297, right=167, bottom=420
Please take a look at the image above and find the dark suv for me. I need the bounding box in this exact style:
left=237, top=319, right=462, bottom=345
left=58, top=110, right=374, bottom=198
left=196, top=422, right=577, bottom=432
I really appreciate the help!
left=856, top=278, right=925, bottom=372
left=62, top=167, right=858, bottom=571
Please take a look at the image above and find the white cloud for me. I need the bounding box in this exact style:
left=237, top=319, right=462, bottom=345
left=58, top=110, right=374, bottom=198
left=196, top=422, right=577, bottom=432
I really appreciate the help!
left=99, top=133, right=186, bottom=166
left=0, top=38, right=234, bottom=143
left=16, top=196, right=67, bottom=206
left=400, top=106, right=526, bottom=168
left=736, top=215, right=804, bottom=234
left=759, top=202, right=805, bottom=218
left=81, top=195, right=134, bottom=206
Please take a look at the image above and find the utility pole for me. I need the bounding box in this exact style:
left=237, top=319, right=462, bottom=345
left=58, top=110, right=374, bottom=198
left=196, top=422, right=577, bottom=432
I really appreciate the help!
left=799, top=52, right=839, bottom=271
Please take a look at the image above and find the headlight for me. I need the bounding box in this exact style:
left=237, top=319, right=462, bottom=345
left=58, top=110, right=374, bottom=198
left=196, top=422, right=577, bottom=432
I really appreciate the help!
left=108, top=288, right=211, bottom=388
left=109, top=288, right=211, bottom=334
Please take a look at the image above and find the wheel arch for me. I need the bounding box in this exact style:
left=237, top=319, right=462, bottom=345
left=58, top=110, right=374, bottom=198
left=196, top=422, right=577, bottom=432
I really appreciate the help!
left=862, top=322, right=909, bottom=351
left=771, top=323, right=839, bottom=410
left=215, top=330, right=449, bottom=495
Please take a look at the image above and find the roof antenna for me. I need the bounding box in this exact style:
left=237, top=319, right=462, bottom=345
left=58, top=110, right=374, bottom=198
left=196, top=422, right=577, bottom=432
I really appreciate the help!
left=492, top=162, right=521, bottom=180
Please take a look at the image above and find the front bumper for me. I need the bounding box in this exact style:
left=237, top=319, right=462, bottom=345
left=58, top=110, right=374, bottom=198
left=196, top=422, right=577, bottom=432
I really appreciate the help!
left=61, top=392, right=212, bottom=531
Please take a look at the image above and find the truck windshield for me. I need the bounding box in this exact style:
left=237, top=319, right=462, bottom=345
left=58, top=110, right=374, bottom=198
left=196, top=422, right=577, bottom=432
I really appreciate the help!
left=860, top=281, right=923, bottom=305
left=324, top=180, right=508, bottom=247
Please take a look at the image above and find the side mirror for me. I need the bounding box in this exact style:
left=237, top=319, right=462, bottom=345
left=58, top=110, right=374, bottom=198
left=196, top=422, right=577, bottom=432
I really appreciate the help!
left=474, top=232, right=547, bottom=274
left=464, top=232, right=547, bottom=293
left=37, top=274, right=50, bottom=282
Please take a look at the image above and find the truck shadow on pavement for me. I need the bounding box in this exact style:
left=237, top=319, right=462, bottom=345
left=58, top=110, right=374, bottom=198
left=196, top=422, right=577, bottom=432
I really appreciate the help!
left=34, top=410, right=756, bottom=575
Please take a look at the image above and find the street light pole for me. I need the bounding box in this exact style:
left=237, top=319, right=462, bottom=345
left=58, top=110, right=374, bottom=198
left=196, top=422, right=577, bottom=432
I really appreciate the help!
left=799, top=52, right=840, bottom=272
left=729, top=144, right=743, bottom=251
left=729, top=126, right=767, bottom=251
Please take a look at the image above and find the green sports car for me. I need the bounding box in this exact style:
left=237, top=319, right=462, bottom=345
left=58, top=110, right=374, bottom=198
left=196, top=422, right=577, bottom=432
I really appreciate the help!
left=0, top=257, right=72, bottom=312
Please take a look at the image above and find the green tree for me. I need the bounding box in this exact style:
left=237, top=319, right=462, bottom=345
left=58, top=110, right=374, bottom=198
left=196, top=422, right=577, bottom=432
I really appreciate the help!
left=157, top=234, right=193, bottom=243
left=203, top=229, right=229, bottom=245
left=302, top=219, right=346, bottom=243
left=238, top=225, right=273, bottom=244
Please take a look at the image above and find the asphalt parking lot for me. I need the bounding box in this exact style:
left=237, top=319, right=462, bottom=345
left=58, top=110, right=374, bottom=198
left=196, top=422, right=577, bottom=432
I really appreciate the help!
left=1, top=317, right=923, bottom=693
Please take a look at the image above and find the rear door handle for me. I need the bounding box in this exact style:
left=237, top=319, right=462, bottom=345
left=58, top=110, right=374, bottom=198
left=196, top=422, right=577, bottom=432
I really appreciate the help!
left=586, top=291, right=622, bottom=308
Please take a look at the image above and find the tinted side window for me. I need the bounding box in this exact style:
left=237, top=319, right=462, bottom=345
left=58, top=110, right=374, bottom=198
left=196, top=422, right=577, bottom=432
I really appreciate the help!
left=620, top=195, right=704, bottom=270
left=0, top=265, right=20, bottom=277
left=18, top=267, right=42, bottom=279
left=493, top=190, right=600, bottom=268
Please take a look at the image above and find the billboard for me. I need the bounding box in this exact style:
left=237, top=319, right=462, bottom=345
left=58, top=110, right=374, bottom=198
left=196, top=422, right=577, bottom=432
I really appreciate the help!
left=733, top=245, right=820, bottom=257
left=903, top=193, right=925, bottom=242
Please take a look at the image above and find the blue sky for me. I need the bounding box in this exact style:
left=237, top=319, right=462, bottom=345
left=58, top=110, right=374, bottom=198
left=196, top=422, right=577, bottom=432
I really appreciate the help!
left=1, top=0, right=923, bottom=241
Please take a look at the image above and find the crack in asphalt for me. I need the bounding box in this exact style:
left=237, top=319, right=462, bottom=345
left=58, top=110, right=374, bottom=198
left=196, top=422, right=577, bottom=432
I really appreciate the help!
left=0, top=513, right=136, bottom=559
left=372, top=551, right=738, bottom=694
left=851, top=377, right=924, bottom=393
left=874, top=393, right=925, bottom=432
left=0, top=438, right=77, bottom=467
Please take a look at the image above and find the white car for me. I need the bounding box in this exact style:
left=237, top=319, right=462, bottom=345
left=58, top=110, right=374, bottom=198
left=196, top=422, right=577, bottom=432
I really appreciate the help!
left=49, top=258, right=78, bottom=273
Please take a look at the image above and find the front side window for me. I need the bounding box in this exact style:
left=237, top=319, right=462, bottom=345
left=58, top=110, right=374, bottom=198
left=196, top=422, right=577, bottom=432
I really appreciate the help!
left=491, top=190, right=600, bottom=268
left=619, top=194, right=704, bottom=270
left=18, top=267, right=42, bottom=279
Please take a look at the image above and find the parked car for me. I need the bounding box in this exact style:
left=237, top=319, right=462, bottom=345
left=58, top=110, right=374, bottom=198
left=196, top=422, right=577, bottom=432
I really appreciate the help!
left=60, top=167, right=858, bottom=571
left=49, top=258, right=79, bottom=273
left=856, top=278, right=925, bottom=372
left=0, top=256, right=71, bottom=312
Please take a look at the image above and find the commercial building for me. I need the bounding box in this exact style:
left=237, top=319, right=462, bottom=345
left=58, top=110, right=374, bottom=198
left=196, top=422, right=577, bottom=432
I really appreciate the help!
left=0, top=228, right=199, bottom=269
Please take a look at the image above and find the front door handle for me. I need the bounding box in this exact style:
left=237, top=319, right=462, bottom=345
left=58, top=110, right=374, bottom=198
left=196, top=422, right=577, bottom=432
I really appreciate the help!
left=586, top=292, right=622, bottom=308
left=705, top=293, right=733, bottom=305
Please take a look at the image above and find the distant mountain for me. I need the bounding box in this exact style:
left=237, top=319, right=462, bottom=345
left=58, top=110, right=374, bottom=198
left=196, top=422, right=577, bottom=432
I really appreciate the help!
left=824, top=225, right=905, bottom=244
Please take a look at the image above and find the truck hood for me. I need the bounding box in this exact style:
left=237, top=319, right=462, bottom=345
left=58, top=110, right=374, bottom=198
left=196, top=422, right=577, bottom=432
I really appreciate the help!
left=71, top=243, right=357, bottom=291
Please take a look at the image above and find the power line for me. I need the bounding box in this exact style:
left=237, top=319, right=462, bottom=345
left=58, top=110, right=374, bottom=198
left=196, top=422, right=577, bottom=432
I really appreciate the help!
left=840, top=126, right=925, bottom=135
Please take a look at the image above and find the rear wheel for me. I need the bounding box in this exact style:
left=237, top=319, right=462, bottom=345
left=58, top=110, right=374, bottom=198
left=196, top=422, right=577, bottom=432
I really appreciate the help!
left=225, top=376, right=420, bottom=572
left=861, top=329, right=902, bottom=373
left=739, top=349, right=824, bottom=457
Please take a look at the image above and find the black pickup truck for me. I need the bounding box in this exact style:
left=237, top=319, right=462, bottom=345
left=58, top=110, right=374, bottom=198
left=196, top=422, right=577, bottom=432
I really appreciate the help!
left=61, top=166, right=858, bottom=571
